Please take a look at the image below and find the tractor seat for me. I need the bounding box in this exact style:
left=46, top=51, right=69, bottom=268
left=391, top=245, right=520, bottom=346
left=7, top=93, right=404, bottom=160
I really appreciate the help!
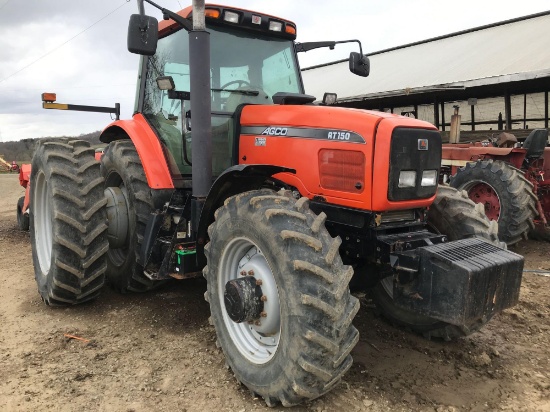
left=523, top=129, right=548, bottom=161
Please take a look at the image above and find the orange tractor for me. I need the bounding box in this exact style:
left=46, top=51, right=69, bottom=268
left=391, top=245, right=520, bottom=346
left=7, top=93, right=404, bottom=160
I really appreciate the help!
left=28, top=1, right=523, bottom=406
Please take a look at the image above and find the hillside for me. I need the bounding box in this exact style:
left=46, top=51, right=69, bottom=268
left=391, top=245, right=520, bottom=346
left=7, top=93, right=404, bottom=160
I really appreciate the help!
left=0, top=130, right=102, bottom=163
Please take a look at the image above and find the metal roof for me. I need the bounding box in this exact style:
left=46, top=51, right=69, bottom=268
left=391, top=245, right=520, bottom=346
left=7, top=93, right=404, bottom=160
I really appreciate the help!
left=301, top=11, right=550, bottom=103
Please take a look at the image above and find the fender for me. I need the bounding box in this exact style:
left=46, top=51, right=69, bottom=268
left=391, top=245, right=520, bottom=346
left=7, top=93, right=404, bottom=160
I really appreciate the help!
left=100, top=113, right=174, bottom=189
left=196, top=164, right=295, bottom=267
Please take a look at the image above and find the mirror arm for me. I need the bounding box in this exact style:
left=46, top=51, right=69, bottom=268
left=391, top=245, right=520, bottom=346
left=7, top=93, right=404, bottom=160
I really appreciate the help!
left=142, top=0, right=193, bottom=31
left=296, top=39, right=365, bottom=56
left=334, top=39, right=364, bottom=57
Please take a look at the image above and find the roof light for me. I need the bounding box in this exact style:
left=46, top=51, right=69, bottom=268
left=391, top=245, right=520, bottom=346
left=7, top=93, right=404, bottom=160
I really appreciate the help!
left=251, top=15, right=261, bottom=25
left=205, top=9, right=220, bottom=19
left=224, top=11, right=239, bottom=23
left=41, top=93, right=56, bottom=103
left=269, top=21, right=283, bottom=32
left=285, top=24, right=296, bottom=35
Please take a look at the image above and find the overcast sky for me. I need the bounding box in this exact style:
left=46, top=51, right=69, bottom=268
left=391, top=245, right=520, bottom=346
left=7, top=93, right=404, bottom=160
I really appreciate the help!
left=0, top=0, right=548, bottom=142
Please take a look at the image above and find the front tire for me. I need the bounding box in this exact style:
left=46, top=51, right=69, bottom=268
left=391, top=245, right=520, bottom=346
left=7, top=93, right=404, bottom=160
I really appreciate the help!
left=30, top=139, right=108, bottom=305
left=450, top=159, right=537, bottom=245
left=204, top=189, right=359, bottom=406
left=371, top=185, right=502, bottom=339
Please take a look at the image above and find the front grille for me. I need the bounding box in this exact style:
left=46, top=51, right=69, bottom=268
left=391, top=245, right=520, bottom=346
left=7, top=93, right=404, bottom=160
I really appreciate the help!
left=388, top=128, right=441, bottom=201
left=319, top=149, right=365, bottom=193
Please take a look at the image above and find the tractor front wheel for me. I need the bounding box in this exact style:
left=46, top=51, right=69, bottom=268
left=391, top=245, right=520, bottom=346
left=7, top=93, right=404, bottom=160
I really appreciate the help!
left=30, top=139, right=108, bottom=305
left=371, top=185, right=502, bottom=340
left=450, top=159, right=537, bottom=245
left=204, top=189, right=359, bottom=406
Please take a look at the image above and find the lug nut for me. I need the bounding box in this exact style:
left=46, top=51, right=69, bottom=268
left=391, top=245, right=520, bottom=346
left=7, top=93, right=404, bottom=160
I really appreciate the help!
left=240, top=270, right=246, bottom=276
left=260, top=295, right=267, bottom=302
left=248, top=270, right=255, bottom=276
left=260, top=311, right=267, bottom=318
left=247, top=320, right=254, bottom=324
left=254, top=320, right=261, bottom=326
left=256, top=279, right=263, bottom=286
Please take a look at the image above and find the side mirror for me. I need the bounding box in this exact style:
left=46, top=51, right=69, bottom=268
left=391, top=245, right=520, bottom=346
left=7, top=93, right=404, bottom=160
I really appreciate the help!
left=349, top=52, right=370, bottom=77
left=127, top=14, right=158, bottom=56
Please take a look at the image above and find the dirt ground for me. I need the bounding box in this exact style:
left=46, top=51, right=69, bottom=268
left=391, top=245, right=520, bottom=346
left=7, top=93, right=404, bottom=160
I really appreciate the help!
left=0, top=173, right=548, bottom=412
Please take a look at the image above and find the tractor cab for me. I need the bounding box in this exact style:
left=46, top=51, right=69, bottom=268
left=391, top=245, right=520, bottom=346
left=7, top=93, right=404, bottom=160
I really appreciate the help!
left=131, top=5, right=369, bottom=183
left=140, top=12, right=302, bottom=178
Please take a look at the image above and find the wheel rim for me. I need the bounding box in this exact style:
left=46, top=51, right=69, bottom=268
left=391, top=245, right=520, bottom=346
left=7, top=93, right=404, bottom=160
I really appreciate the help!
left=218, top=237, right=281, bottom=364
left=34, top=171, right=53, bottom=276
left=463, top=181, right=501, bottom=221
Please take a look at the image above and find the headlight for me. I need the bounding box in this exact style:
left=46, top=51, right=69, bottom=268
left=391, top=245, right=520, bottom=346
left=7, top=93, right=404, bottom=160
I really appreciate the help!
left=398, top=171, right=416, bottom=188
left=421, top=170, right=437, bottom=186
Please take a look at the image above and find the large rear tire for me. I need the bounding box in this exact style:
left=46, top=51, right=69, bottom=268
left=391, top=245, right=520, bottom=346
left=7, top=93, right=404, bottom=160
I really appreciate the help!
left=371, top=185, right=502, bottom=340
left=100, top=140, right=163, bottom=293
left=30, top=139, right=108, bottom=305
left=204, top=189, right=359, bottom=406
left=450, top=159, right=537, bottom=245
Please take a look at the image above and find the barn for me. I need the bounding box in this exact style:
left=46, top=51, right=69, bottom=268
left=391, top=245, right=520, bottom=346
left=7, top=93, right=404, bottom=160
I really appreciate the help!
left=301, top=11, right=550, bottom=140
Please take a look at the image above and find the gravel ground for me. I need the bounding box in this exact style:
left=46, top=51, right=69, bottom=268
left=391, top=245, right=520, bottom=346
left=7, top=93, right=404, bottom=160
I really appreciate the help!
left=0, top=173, right=548, bottom=412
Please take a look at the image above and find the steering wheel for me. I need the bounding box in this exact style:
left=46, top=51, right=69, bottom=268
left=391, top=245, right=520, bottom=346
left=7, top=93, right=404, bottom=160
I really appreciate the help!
left=220, top=80, right=252, bottom=90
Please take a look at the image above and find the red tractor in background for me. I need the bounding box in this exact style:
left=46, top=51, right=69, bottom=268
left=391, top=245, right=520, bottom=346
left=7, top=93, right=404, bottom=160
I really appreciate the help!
left=442, top=128, right=549, bottom=246
left=26, top=1, right=524, bottom=406
left=0, top=155, right=19, bottom=173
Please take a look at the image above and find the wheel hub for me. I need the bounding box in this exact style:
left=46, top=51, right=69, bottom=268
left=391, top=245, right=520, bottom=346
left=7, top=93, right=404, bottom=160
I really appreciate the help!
left=104, top=186, right=129, bottom=249
left=219, top=240, right=281, bottom=364
left=468, top=182, right=501, bottom=221
left=224, top=276, right=264, bottom=323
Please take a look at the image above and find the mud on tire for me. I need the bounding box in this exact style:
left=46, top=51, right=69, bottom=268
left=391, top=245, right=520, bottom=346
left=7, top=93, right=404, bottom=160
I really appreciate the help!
left=371, top=185, right=503, bottom=340
left=450, top=159, right=537, bottom=245
left=30, top=138, right=108, bottom=305
left=204, top=189, right=359, bottom=407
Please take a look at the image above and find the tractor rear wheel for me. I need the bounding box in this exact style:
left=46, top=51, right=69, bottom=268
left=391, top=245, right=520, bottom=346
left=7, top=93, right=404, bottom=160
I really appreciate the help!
left=17, top=196, right=29, bottom=231
left=450, top=159, right=537, bottom=245
left=30, top=139, right=108, bottom=305
left=204, top=189, right=359, bottom=406
left=371, top=185, right=502, bottom=340
left=100, top=140, right=162, bottom=293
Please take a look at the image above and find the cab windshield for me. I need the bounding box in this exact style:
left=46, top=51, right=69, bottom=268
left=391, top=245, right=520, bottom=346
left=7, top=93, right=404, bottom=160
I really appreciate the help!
left=142, top=25, right=302, bottom=177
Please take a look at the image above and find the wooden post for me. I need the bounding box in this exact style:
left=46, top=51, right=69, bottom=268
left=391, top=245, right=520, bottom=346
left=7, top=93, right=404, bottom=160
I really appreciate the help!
left=545, top=91, right=548, bottom=129
left=505, top=93, right=512, bottom=130
left=523, top=93, right=527, bottom=129
left=441, top=102, right=446, bottom=132
left=434, top=98, right=440, bottom=129
left=449, top=105, right=461, bottom=144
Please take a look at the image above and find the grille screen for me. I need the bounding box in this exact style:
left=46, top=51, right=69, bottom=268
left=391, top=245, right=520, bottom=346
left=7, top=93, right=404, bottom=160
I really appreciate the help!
left=319, top=149, right=365, bottom=193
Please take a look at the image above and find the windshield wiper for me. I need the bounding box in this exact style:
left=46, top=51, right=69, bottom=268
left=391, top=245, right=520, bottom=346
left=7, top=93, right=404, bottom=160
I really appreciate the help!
left=211, top=88, right=259, bottom=96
